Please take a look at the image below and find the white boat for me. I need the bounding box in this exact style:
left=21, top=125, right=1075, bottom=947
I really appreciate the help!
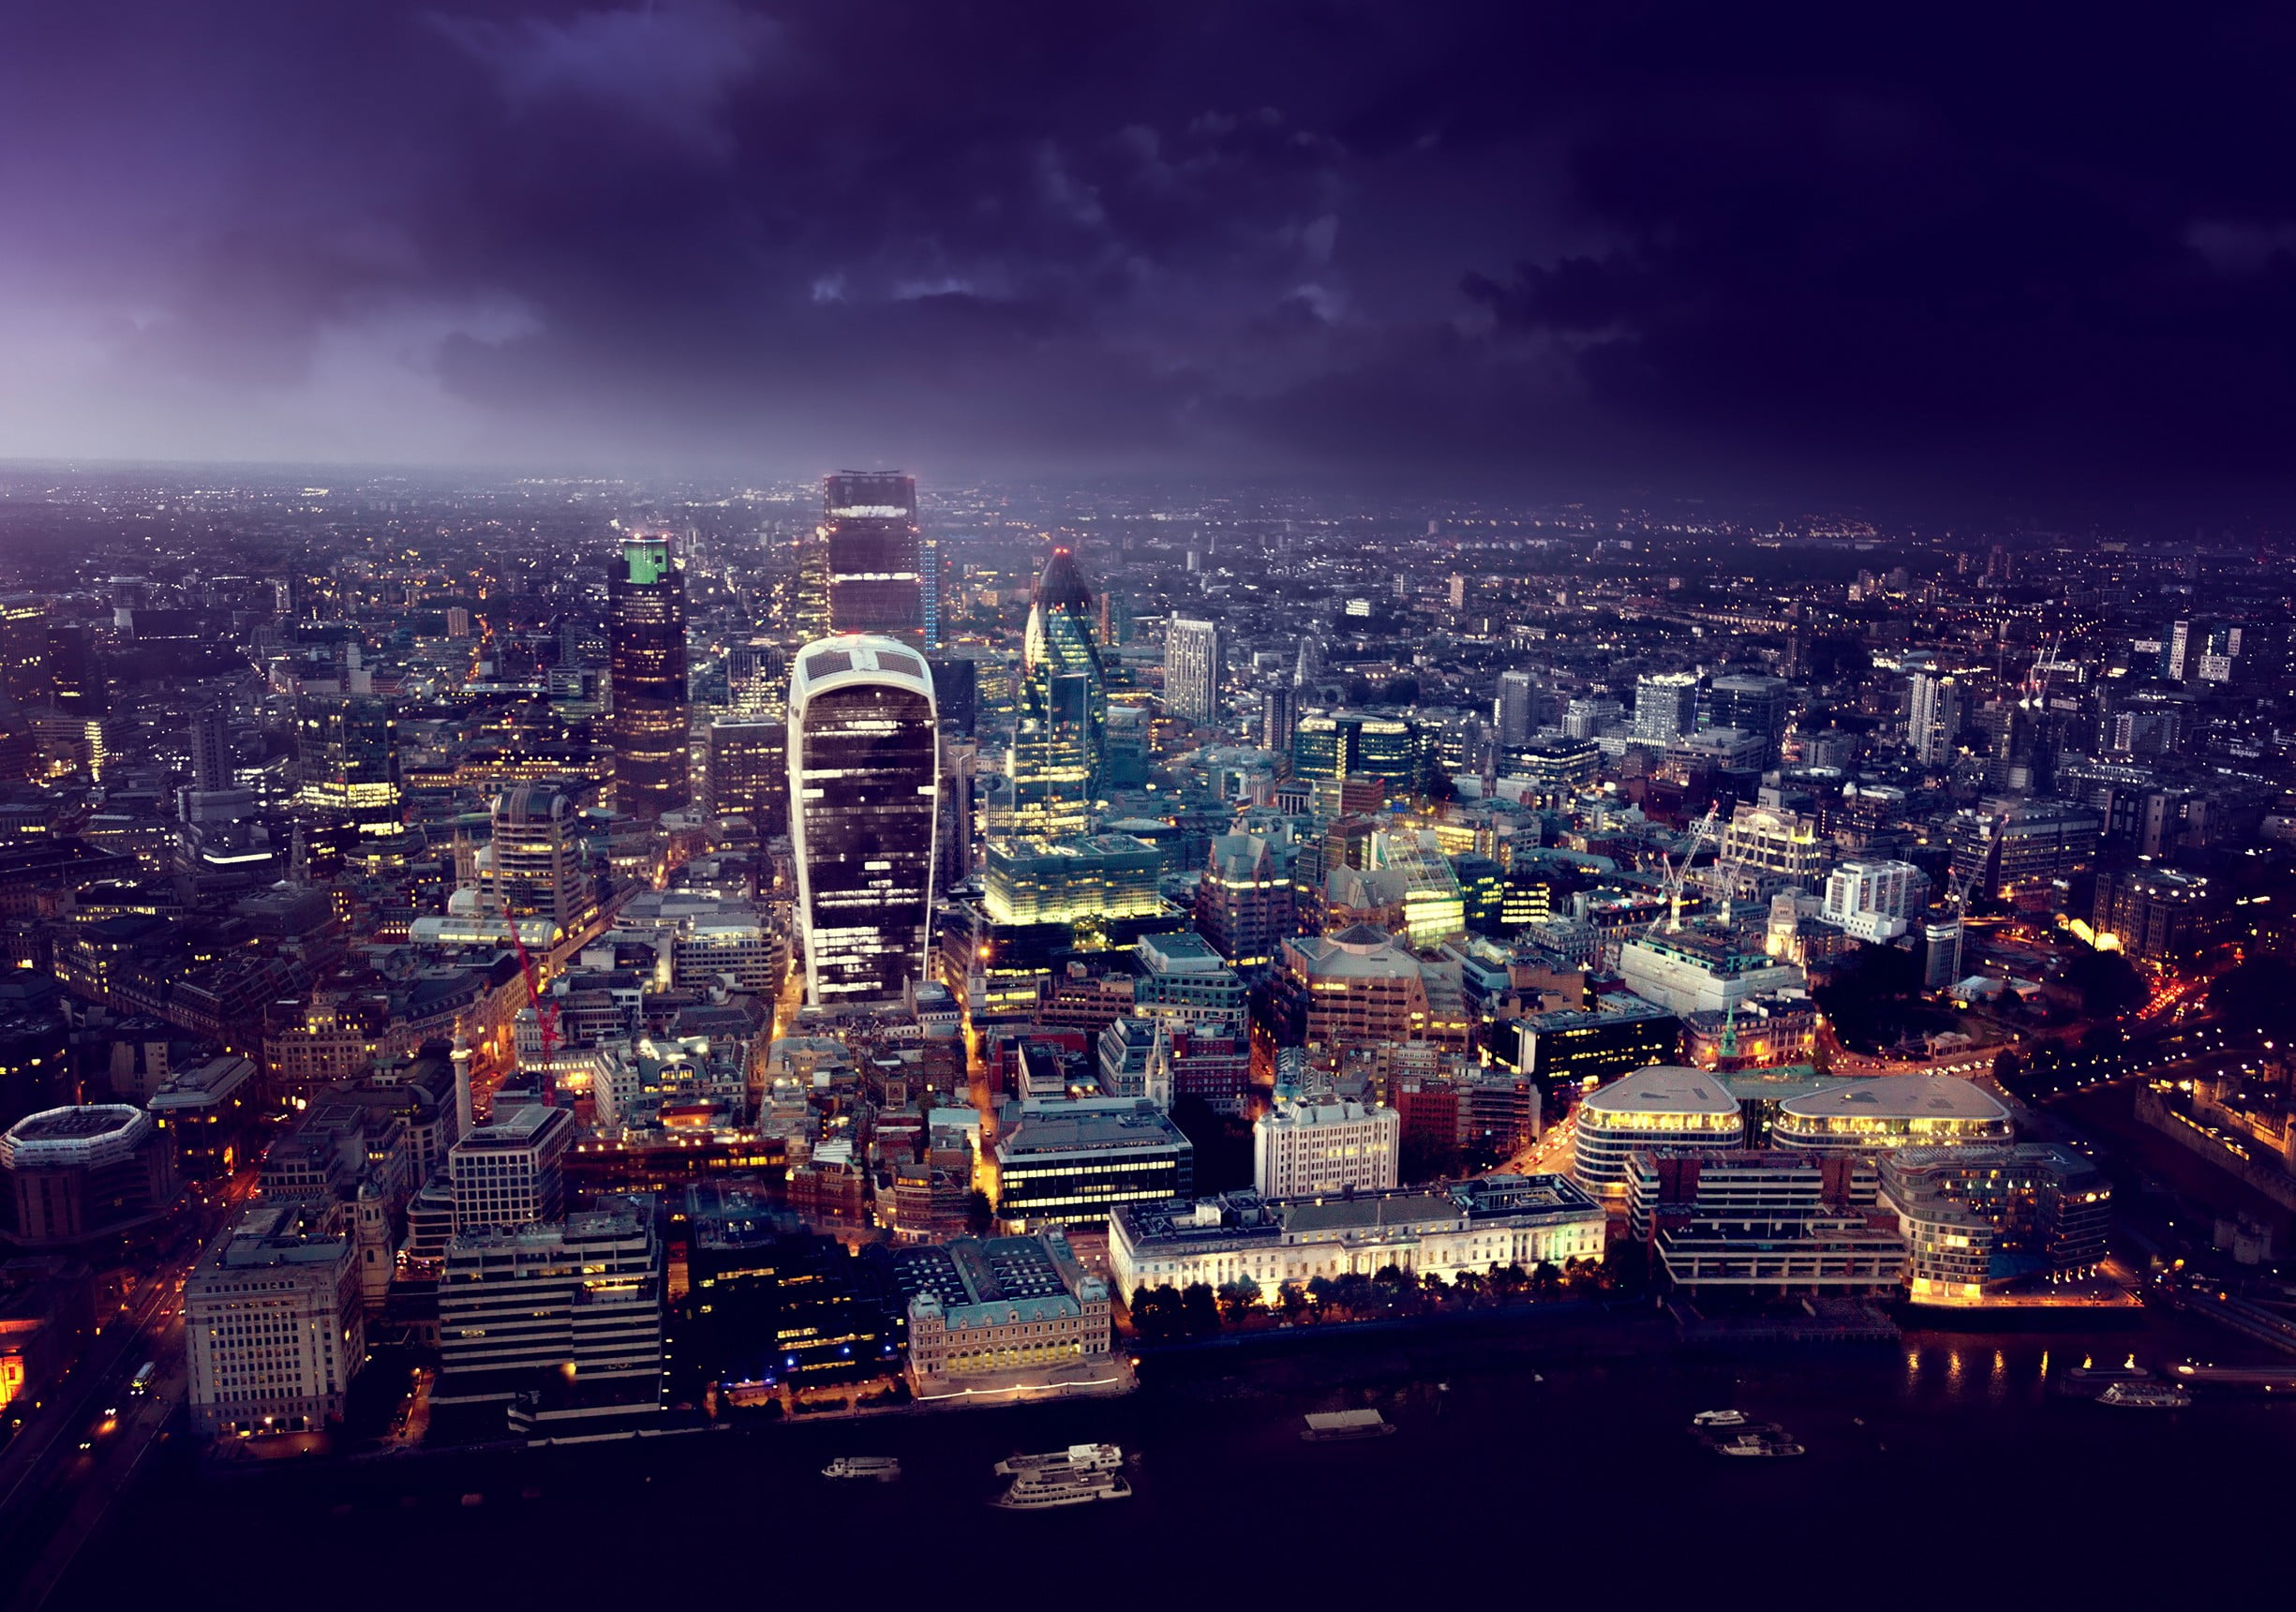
left=1692, top=1410, right=1748, bottom=1428
left=1713, top=1428, right=1804, bottom=1458
left=822, top=1456, right=902, bottom=1482
left=992, top=1442, right=1124, bottom=1478
left=1302, top=1409, right=1395, bottom=1442
left=990, top=1467, right=1132, bottom=1509
left=2096, top=1381, right=2190, bottom=1410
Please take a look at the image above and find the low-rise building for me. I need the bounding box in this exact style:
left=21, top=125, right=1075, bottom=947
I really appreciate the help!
left=146, top=1054, right=258, bottom=1181
left=1146, top=1019, right=1251, bottom=1112
left=1573, top=1066, right=1744, bottom=1198
left=1253, top=1096, right=1402, bottom=1200
left=1109, top=1175, right=1605, bottom=1298
left=1680, top=992, right=1818, bottom=1070
left=1131, top=932, right=1247, bottom=1024
left=989, top=1098, right=1194, bottom=1231
left=1770, top=1074, right=2013, bottom=1157
left=1617, top=930, right=1804, bottom=1017
left=896, top=1231, right=1115, bottom=1399
left=1498, top=994, right=1680, bottom=1092
left=435, top=1196, right=663, bottom=1425
left=1879, top=1143, right=2111, bottom=1305
left=186, top=1201, right=364, bottom=1438
left=0, top=1104, right=177, bottom=1248
left=1626, top=1149, right=1905, bottom=1294
left=1821, top=858, right=1928, bottom=942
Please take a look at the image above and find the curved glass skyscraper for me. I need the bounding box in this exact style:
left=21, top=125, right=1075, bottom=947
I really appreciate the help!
left=607, top=534, right=690, bottom=822
left=1002, top=546, right=1106, bottom=844
left=788, top=635, right=939, bottom=1007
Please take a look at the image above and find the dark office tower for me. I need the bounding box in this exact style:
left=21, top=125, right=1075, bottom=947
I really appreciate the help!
left=926, top=654, right=978, bottom=739
left=821, top=472, right=922, bottom=637
left=0, top=601, right=45, bottom=705
left=725, top=644, right=784, bottom=718
left=708, top=719, right=788, bottom=838
left=607, top=535, right=690, bottom=823
left=1005, top=547, right=1106, bottom=844
left=1707, top=674, right=1793, bottom=768
left=1261, top=681, right=1298, bottom=759
left=936, top=739, right=978, bottom=891
left=788, top=637, right=939, bottom=1007
left=190, top=708, right=231, bottom=793
left=46, top=624, right=104, bottom=716
left=1097, top=591, right=1135, bottom=648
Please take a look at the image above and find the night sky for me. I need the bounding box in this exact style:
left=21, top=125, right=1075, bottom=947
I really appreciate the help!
left=6, top=2, right=2296, bottom=510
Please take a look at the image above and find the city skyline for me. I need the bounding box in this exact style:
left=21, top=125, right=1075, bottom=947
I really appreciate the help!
left=3, top=8, right=2296, bottom=1608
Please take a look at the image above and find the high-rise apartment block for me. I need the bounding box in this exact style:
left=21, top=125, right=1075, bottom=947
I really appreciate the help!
left=1633, top=672, right=1699, bottom=745
left=1165, top=618, right=1222, bottom=724
left=1908, top=671, right=1962, bottom=767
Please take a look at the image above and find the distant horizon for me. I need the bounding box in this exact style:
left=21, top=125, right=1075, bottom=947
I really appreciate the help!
left=9, top=7, right=2296, bottom=518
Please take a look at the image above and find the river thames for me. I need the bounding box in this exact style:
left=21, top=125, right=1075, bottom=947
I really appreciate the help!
left=55, top=1304, right=2292, bottom=1608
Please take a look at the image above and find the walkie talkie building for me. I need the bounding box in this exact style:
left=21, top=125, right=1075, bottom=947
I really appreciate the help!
left=788, top=635, right=939, bottom=1007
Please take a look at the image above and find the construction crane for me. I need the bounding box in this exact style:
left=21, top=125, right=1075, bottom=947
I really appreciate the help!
left=1941, top=816, right=2000, bottom=991
left=2020, top=631, right=2065, bottom=710
left=1648, top=807, right=1722, bottom=935
left=506, top=915, right=561, bottom=1065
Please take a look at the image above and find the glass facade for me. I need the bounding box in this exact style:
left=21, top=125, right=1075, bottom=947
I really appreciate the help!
left=1004, top=548, right=1105, bottom=843
left=791, top=638, right=939, bottom=1007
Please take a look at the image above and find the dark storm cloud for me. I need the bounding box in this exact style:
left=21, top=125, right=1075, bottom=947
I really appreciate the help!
left=4, top=0, right=2296, bottom=507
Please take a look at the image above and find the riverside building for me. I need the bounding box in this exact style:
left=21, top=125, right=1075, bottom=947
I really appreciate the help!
left=1769, top=1074, right=2013, bottom=1157
left=185, top=1201, right=364, bottom=1438
left=896, top=1231, right=1116, bottom=1400
left=435, top=1196, right=664, bottom=1424
left=1878, top=1143, right=2110, bottom=1305
left=1108, top=1175, right=1605, bottom=1298
left=1572, top=1065, right=1745, bottom=1199
left=989, top=1097, right=1193, bottom=1231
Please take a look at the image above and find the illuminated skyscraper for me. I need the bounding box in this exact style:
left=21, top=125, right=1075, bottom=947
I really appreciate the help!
left=487, top=784, right=593, bottom=936
left=821, top=472, right=922, bottom=637
left=293, top=695, right=399, bottom=827
left=788, top=636, right=939, bottom=1007
left=1001, top=546, right=1105, bottom=843
left=607, top=535, right=690, bottom=822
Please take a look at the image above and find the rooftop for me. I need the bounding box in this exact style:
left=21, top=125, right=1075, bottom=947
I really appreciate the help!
left=1581, top=1066, right=1740, bottom=1118
left=1778, top=1074, right=2009, bottom=1123
left=997, top=1098, right=1189, bottom=1158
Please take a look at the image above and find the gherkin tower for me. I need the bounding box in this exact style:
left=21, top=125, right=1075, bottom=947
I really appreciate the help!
left=1001, top=546, right=1105, bottom=843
